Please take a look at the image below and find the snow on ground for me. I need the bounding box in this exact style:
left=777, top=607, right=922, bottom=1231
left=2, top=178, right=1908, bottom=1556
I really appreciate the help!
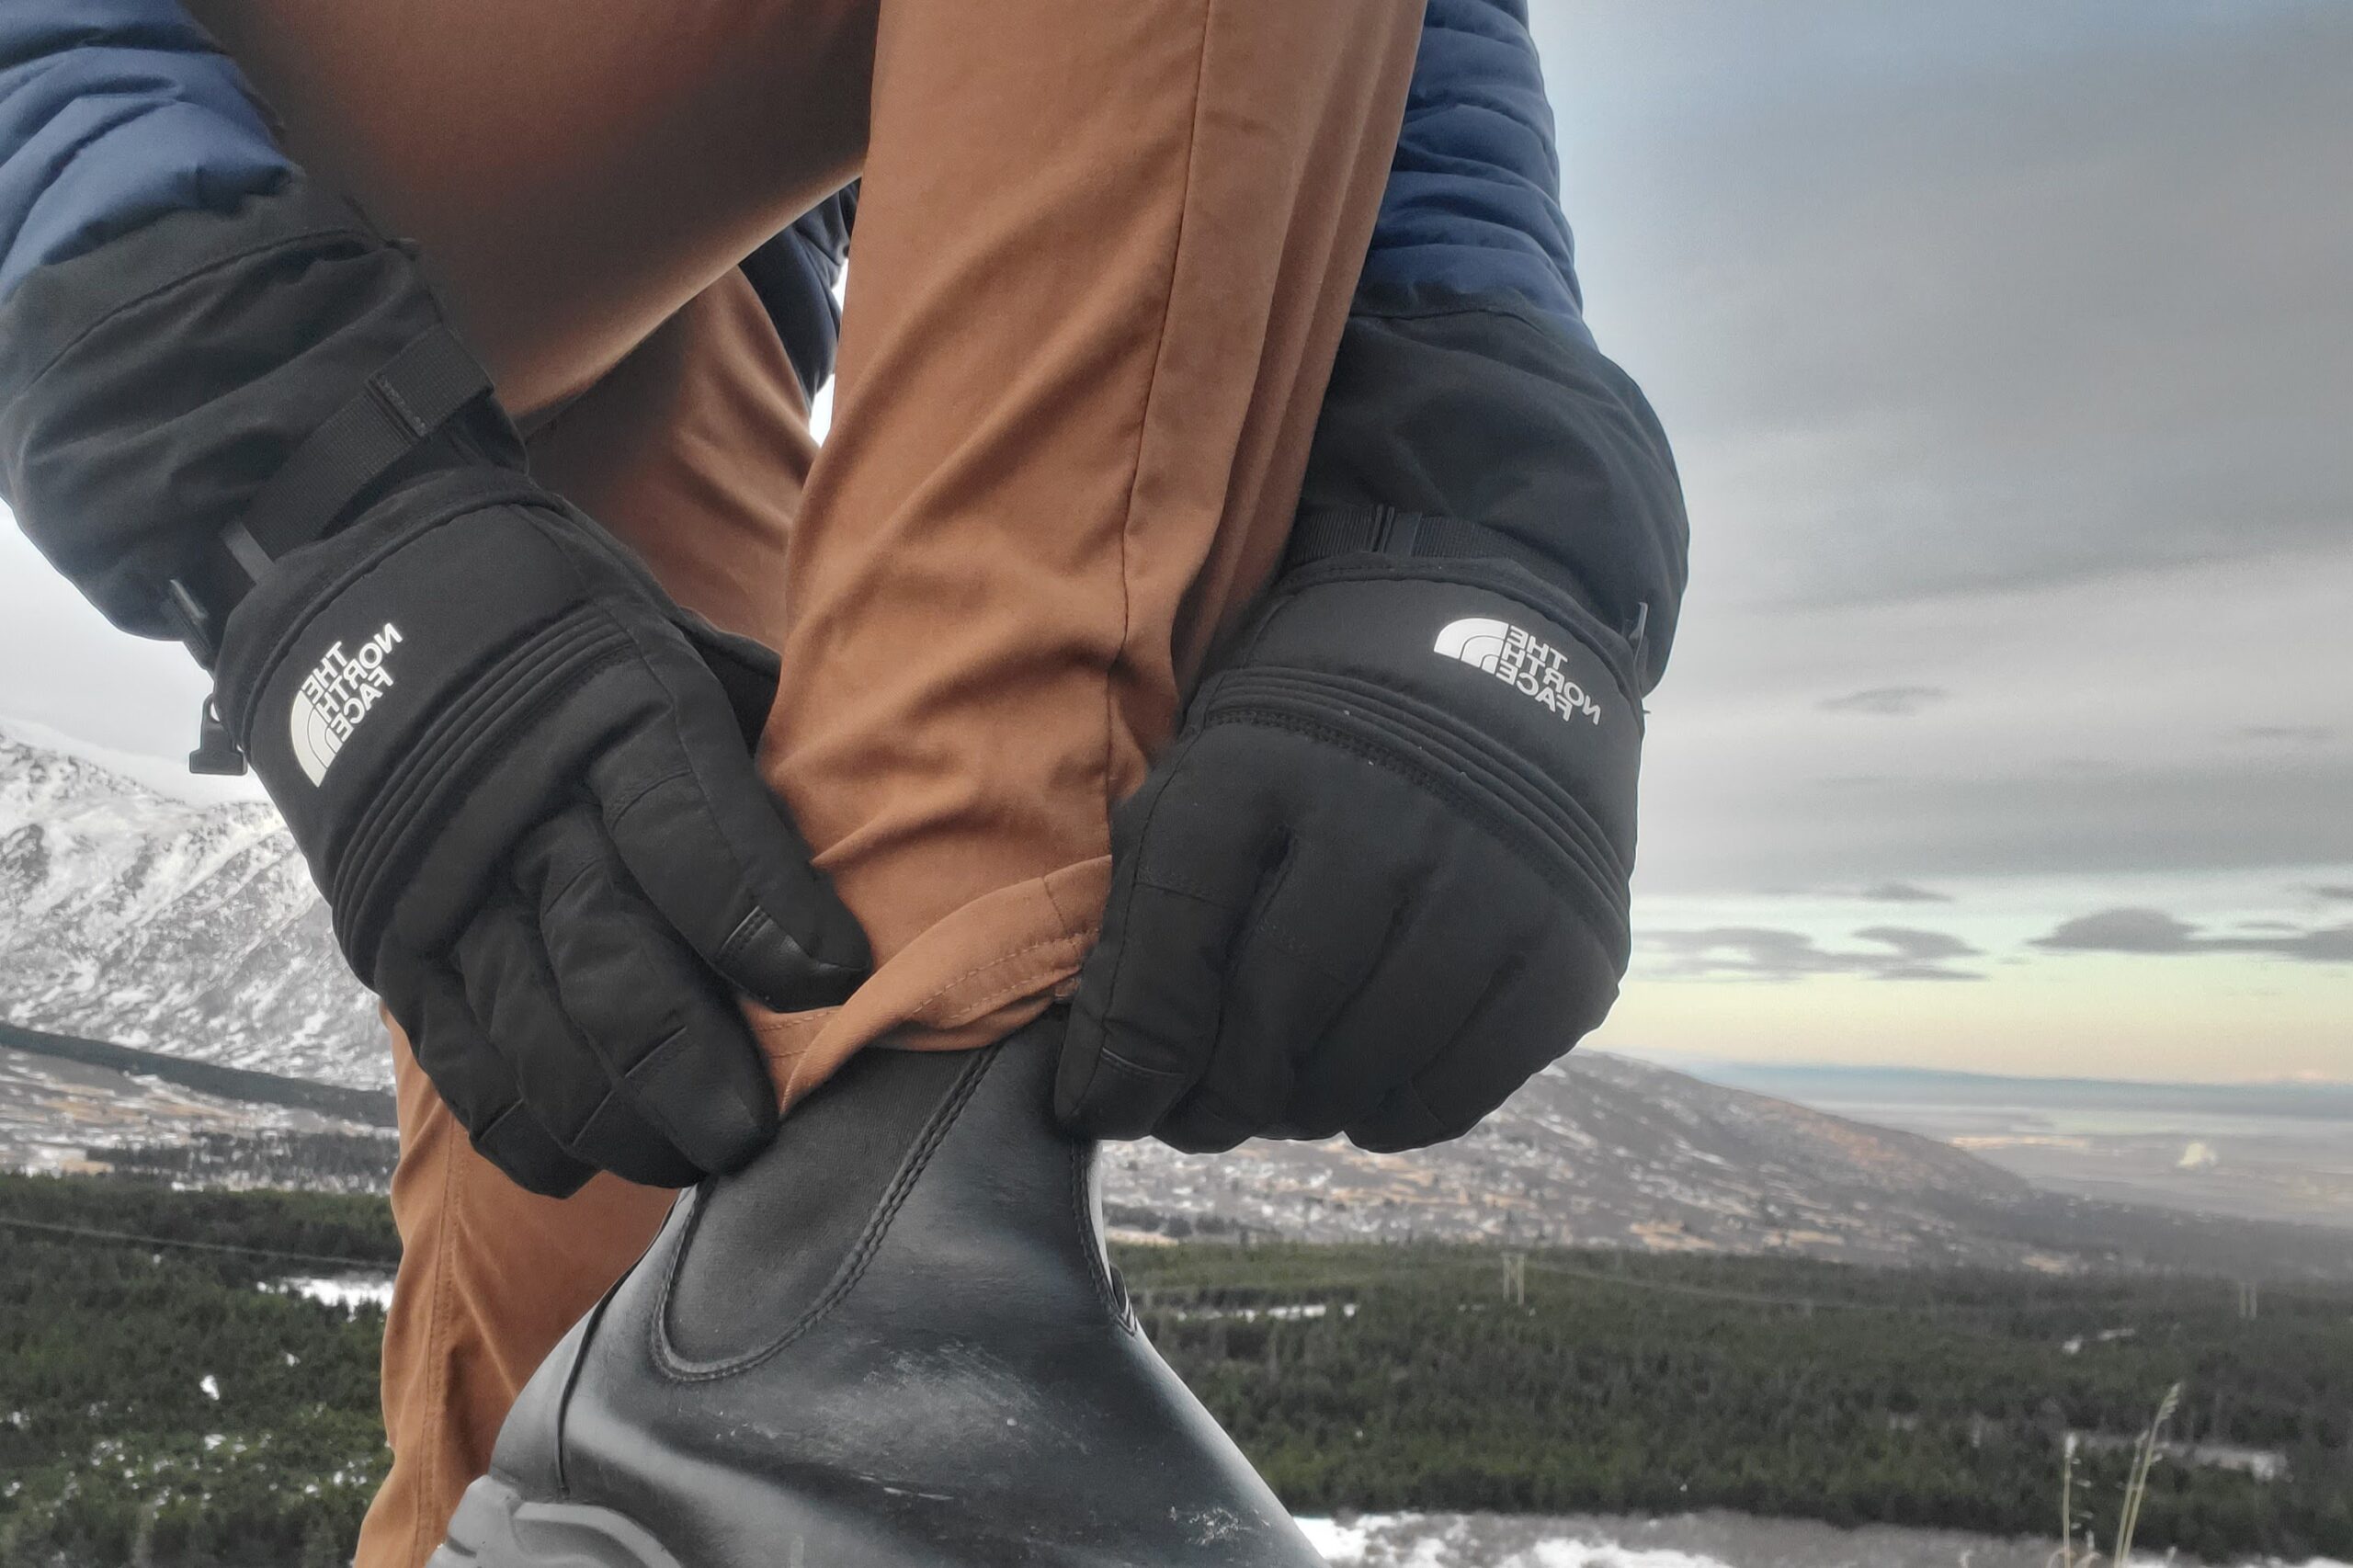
left=1292, top=1513, right=2353, bottom=1568
left=268, top=1275, right=394, bottom=1311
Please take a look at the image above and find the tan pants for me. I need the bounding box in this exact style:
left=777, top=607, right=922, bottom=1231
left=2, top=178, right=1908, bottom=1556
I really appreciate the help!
left=184, top=2, right=1422, bottom=1561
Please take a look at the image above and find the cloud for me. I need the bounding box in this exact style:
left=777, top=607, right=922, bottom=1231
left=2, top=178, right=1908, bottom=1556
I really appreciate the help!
left=1855, top=881, right=1953, bottom=903
left=2307, top=885, right=2353, bottom=903
left=1548, top=1, right=2353, bottom=613
left=2238, top=724, right=2335, bottom=744
left=1643, top=924, right=1982, bottom=982
left=2031, top=907, right=2353, bottom=963
left=1818, top=686, right=1949, bottom=717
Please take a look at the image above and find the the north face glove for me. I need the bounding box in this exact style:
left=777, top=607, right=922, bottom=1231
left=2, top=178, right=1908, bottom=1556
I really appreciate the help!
left=0, top=180, right=867, bottom=1196
left=1058, top=524, right=1642, bottom=1154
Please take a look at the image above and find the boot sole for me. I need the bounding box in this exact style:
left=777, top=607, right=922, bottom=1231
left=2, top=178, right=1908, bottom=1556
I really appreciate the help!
left=430, top=1473, right=686, bottom=1568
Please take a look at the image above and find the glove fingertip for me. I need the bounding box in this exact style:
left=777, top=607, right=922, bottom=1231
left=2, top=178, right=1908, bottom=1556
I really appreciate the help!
left=714, top=907, right=867, bottom=1010
left=625, top=1025, right=780, bottom=1178
left=1054, top=1031, right=1188, bottom=1142
left=1158, top=1093, right=1255, bottom=1155
left=474, top=1105, right=597, bottom=1199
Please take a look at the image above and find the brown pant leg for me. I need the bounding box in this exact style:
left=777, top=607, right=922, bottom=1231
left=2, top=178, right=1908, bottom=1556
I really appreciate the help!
left=751, top=0, right=1425, bottom=1096
left=359, top=275, right=814, bottom=1568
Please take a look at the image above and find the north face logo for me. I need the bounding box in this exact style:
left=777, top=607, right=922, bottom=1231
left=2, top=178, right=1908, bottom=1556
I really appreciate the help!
left=1434, top=617, right=1602, bottom=726
left=290, top=623, right=404, bottom=785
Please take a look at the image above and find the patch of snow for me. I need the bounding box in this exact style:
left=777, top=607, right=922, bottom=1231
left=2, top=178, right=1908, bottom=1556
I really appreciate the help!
left=273, top=1274, right=395, bottom=1311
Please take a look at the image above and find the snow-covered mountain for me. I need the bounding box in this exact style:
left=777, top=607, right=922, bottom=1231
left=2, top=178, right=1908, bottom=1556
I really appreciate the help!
left=5, top=731, right=2348, bottom=1279
left=0, top=733, right=381, bottom=1085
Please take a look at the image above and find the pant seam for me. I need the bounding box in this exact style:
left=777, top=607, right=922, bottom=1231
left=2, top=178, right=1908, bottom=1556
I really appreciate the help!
left=407, top=1108, right=465, bottom=1564
left=1099, top=0, right=1217, bottom=835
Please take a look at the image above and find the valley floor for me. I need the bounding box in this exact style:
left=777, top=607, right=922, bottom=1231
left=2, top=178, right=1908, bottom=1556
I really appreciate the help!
left=6, top=1177, right=2351, bottom=1567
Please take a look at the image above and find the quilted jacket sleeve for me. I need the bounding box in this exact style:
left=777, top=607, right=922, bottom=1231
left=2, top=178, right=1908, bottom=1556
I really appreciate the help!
left=1305, top=0, right=1689, bottom=690
left=0, top=0, right=289, bottom=301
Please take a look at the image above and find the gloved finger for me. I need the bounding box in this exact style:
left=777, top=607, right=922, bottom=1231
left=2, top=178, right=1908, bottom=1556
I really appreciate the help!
left=1279, top=837, right=1523, bottom=1141
left=588, top=664, right=870, bottom=1011
left=1058, top=733, right=1284, bottom=1140
left=391, top=959, right=594, bottom=1199
left=1351, top=914, right=1621, bottom=1152
left=457, top=891, right=703, bottom=1189
left=517, top=808, right=779, bottom=1180
left=1156, top=826, right=1415, bottom=1153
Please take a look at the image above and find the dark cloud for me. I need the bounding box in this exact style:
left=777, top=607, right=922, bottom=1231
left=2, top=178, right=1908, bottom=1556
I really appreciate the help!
left=2239, top=725, right=2335, bottom=744
left=1819, top=686, right=1949, bottom=717
left=1640, top=753, right=2353, bottom=892
left=1853, top=926, right=1977, bottom=960
left=1643, top=925, right=1981, bottom=982
left=1543, top=1, right=2353, bottom=610
left=2307, top=886, right=2353, bottom=903
left=1856, top=881, right=1953, bottom=903
left=2031, top=907, right=2353, bottom=963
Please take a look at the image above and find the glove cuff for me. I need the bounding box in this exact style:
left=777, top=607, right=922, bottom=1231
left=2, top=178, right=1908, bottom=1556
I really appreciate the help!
left=0, top=177, right=517, bottom=661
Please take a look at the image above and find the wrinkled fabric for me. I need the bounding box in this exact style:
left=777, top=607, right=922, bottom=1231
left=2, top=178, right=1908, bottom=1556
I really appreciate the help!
left=0, top=0, right=288, bottom=297
left=0, top=0, right=849, bottom=391
left=1367, top=0, right=1585, bottom=336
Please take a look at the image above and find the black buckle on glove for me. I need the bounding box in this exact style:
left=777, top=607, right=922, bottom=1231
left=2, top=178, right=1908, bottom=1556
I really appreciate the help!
left=227, top=324, right=496, bottom=585
left=156, top=323, right=497, bottom=774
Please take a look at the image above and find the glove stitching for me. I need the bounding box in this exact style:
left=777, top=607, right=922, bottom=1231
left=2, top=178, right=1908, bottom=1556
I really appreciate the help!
left=1067, top=732, right=1208, bottom=1116
left=1210, top=707, right=1630, bottom=951
left=1096, top=1048, right=1191, bottom=1085
left=333, top=620, right=634, bottom=959
left=597, top=762, right=698, bottom=824
left=1366, top=952, right=1533, bottom=1150
left=1208, top=667, right=1628, bottom=886
left=617, top=1023, right=729, bottom=1170
left=617, top=599, right=851, bottom=983
left=1211, top=667, right=1630, bottom=902
left=1129, top=876, right=1351, bottom=982
left=1207, top=696, right=1625, bottom=924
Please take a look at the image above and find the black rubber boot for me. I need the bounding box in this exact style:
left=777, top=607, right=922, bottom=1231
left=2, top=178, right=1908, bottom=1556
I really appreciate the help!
left=430, top=1013, right=1326, bottom=1567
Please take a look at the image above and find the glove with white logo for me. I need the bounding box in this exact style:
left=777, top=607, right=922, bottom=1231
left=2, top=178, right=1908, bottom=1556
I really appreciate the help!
left=213, top=469, right=869, bottom=1196
left=1057, top=537, right=1643, bottom=1153
left=0, top=181, right=867, bottom=1196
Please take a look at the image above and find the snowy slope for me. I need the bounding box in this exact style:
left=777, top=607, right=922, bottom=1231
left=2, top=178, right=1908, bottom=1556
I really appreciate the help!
left=0, top=733, right=381, bottom=1085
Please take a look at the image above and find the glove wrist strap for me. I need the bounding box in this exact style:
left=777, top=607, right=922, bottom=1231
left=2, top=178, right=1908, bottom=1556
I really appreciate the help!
left=163, top=323, right=496, bottom=672
left=1286, top=503, right=1651, bottom=672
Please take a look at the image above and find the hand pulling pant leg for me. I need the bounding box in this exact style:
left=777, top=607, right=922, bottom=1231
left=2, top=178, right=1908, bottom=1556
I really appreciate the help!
left=363, top=276, right=816, bottom=1568
left=185, top=3, right=1421, bottom=1562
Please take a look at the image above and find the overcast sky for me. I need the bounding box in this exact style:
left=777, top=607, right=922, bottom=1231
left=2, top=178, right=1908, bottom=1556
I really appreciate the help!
left=3, top=0, right=2347, bottom=1082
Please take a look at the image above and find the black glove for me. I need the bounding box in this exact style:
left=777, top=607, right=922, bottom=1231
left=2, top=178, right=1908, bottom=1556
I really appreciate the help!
left=0, top=181, right=868, bottom=1195
left=220, top=469, right=869, bottom=1194
left=1057, top=543, right=1641, bottom=1153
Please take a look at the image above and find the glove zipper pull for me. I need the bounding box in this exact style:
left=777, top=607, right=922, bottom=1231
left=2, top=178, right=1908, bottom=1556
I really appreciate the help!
left=189, top=699, right=248, bottom=777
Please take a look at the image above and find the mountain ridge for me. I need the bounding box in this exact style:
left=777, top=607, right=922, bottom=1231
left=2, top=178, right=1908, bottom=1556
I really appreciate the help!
left=4, top=732, right=2347, bottom=1278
